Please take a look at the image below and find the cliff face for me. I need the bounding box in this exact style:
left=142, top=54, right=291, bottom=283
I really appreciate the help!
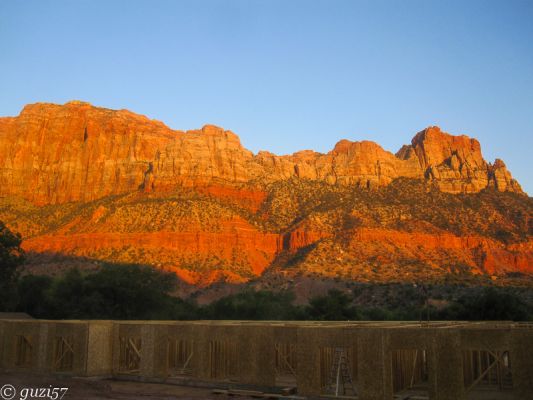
left=0, top=102, right=522, bottom=206
left=0, top=101, right=256, bottom=205
left=397, top=126, right=522, bottom=194
left=0, top=101, right=530, bottom=285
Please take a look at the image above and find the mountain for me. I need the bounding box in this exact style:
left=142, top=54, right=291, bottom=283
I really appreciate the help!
left=0, top=101, right=530, bottom=286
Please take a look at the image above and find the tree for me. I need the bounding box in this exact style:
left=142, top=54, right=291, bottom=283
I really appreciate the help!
left=41, top=263, right=187, bottom=319
left=439, top=287, right=531, bottom=321
left=83, top=263, right=180, bottom=319
left=15, top=263, right=199, bottom=320
left=306, top=289, right=361, bottom=321
left=16, top=275, right=54, bottom=317
left=0, top=221, right=24, bottom=311
left=202, top=290, right=303, bottom=320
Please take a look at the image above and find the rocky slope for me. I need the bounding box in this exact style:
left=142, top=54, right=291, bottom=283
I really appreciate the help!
left=0, top=101, right=530, bottom=285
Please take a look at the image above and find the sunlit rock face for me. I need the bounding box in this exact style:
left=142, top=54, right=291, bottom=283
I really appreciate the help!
left=0, top=101, right=529, bottom=285
left=396, top=126, right=522, bottom=194
left=0, top=102, right=522, bottom=205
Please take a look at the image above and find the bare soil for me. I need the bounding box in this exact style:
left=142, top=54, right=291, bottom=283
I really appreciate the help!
left=0, top=372, right=253, bottom=400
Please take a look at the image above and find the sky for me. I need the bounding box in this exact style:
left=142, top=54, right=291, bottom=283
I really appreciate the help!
left=1, top=0, right=532, bottom=193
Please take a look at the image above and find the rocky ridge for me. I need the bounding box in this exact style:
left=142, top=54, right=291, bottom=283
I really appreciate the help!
left=0, top=101, right=530, bottom=285
left=0, top=101, right=522, bottom=206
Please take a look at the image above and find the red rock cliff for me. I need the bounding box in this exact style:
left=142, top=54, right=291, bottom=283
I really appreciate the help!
left=0, top=101, right=529, bottom=285
left=397, top=126, right=522, bottom=194
left=0, top=102, right=523, bottom=206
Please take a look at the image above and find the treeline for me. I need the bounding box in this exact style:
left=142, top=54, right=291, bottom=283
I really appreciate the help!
left=12, top=264, right=533, bottom=321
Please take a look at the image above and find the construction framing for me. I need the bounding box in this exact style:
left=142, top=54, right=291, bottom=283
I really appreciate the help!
left=0, top=320, right=531, bottom=399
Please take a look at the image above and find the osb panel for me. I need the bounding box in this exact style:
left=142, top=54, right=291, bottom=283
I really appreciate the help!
left=2, top=321, right=44, bottom=371
left=460, top=329, right=510, bottom=350
left=86, top=322, right=113, bottom=376
left=45, top=322, right=88, bottom=374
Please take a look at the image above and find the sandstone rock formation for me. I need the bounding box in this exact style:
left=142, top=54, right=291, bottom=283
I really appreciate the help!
left=0, top=102, right=523, bottom=206
left=396, top=126, right=522, bottom=194
left=0, top=101, right=257, bottom=205
left=0, top=101, right=530, bottom=285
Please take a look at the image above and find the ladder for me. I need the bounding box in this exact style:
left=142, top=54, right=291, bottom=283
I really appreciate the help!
left=326, top=347, right=356, bottom=397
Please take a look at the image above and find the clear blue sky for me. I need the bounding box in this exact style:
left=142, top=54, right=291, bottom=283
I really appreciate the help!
left=1, top=0, right=532, bottom=193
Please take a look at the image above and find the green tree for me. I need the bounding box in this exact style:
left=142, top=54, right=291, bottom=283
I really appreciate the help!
left=16, top=275, right=54, bottom=317
left=49, top=268, right=88, bottom=318
left=0, top=221, right=24, bottom=311
left=53, top=264, right=196, bottom=319
left=82, top=263, right=180, bottom=319
left=439, top=287, right=531, bottom=321
left=306, top=289, right=361, bottom=321
left=202, top=290, right=303, bottom=320
left=15, top=263, right=200, bottom=320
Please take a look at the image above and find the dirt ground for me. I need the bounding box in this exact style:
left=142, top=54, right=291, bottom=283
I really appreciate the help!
left=0, top=372, right=254, bottom=400
left=0, top=372, right=517, bottom=400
